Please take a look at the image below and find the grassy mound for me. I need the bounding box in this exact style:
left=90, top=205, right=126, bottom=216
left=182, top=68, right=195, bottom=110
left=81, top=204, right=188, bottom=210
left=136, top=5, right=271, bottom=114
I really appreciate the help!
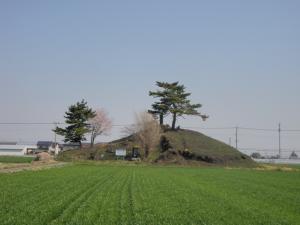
left=158, top=129, right=254, bottom=166
left=58, top=129, right=255, bottom=167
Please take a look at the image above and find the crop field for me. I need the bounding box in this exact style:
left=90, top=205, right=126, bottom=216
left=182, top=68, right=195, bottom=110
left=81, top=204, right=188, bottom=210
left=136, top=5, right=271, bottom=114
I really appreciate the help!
left=0, top=164, right=300, bottom=225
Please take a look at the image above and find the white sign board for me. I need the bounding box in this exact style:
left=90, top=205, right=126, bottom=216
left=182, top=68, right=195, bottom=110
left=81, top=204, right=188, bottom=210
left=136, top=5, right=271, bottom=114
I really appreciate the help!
left=115, top=149, right=126, bottom=156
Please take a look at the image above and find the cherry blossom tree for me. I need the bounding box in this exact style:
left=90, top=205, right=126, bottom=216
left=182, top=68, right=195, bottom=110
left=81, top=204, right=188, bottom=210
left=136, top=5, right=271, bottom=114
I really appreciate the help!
left=88, top=109, right=112, bottom=147
left=124, top=112, right=161, bottom=158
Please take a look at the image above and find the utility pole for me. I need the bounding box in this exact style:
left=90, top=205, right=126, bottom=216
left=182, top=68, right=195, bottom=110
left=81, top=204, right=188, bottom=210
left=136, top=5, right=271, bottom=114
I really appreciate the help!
left=54, top=122, right=59, bottom=144
left=278, top=123, right=281, bottom=159
left=235, top=126, right=238, bottom=150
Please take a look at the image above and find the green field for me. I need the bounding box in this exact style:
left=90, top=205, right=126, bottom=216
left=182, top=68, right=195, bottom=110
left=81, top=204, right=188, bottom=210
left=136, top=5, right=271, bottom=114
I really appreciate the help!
left=0, top=155, right=35, bottom=163
left=0, top=164, right=299, bottom=225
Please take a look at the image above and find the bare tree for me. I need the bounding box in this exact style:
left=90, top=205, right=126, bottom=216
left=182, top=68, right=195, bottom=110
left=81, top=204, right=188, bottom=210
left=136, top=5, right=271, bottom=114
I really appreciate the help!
left=125, top=112, right=161, bottom=158
left=88, top=109, right=112, bottom=147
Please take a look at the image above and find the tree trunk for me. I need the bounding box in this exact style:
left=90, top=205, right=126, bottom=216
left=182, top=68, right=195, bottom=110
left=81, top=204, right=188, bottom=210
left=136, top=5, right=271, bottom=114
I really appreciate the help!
left=90, top=135, right=95, bottom=148
left=91, top=137, right=94, bottom=148
left=159, top=113, right=164, bottom=125
left=172, top=112, right=177, bottom=130
left=145, top=146, right=149, bottom=158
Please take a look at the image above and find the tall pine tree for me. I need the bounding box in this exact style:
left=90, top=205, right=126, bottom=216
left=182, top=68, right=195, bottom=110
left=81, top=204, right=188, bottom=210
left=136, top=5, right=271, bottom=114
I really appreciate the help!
left=54, top=100, right=95, bottom=147
left=149, top=81, right=208, bottom=130
left=148, top=82, right=177, bottom=125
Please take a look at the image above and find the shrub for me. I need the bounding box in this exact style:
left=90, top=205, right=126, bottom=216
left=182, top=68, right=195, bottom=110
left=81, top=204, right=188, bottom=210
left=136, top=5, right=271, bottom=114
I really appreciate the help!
left=251, top=152, right=262, bottom=159
left=160, top=136, right=171, bottom=152
left=290, top=151, right=298, bottom=159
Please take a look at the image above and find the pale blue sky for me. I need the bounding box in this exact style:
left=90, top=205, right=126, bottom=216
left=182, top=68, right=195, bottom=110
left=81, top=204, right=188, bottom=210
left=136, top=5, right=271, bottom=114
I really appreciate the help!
left=0, top=1, right=300, bottom=154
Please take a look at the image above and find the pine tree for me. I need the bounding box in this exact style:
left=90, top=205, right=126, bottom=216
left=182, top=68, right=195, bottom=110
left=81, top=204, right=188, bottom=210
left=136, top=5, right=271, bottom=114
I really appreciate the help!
left=148, top=101, right=169, bottom=125
left=149, top=81, right=208, bottom=130
left=54, top=100, right=95, bottom=148
left=148, top=82, right=177, bottom=125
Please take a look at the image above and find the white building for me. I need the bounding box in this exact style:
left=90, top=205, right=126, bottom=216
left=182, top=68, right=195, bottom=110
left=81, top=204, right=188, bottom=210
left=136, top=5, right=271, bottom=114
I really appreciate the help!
left=0, top=145, right=37, bottom=156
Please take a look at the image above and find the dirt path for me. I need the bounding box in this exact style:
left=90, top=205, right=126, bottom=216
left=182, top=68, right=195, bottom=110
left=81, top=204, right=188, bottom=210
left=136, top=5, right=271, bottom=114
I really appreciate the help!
left=0, top=161, right=69, bottom=173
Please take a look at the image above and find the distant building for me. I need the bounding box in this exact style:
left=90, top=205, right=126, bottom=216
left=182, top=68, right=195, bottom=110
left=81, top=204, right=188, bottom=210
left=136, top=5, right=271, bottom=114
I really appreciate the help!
left=0, top=145, right=37, bottom=156
left=37, top=141, right=80, bottom=152
left=0, top=142, right=17, bottom=145
left=37, top=141, right=62, bottom=155
left=62, top=143, right=81, bottom=151
left=37, top=141, right=54, bottom=151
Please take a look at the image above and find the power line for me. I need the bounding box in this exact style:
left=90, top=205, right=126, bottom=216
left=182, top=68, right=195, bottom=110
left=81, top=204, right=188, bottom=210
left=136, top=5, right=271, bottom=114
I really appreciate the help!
left=282, top=129, right=300, bottom=132
left=0, top=122, right=300, bottom=132
left=238, top=127, right=278, bottom=132
left=235, top=126, right=238, bottom=150
left=238, top=127, right=300, bottom=132
left=279, top=123, right=281, bottom=158
left=1, top=122, right=299, bottom=157
left=111, top=124, right=131, bottom=127
left=0, top=122, right=131, bottom=127
left=182, top=126, right=235, bottom=130
left=239, top=147, right=300, bottom=151
left=0, top=122, right=61, bottom=125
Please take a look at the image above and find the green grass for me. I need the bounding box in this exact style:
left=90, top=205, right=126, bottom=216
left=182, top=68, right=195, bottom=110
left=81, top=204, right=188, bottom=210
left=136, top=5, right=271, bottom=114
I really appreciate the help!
left=0, top=156, right=35, bottom=163
left=0, top=164, right=299, bottom=225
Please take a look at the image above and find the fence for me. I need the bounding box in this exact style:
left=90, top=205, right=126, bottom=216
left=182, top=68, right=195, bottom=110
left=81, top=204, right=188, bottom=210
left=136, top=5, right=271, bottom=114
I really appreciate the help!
left=0, top=122, right=300, bottom=160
